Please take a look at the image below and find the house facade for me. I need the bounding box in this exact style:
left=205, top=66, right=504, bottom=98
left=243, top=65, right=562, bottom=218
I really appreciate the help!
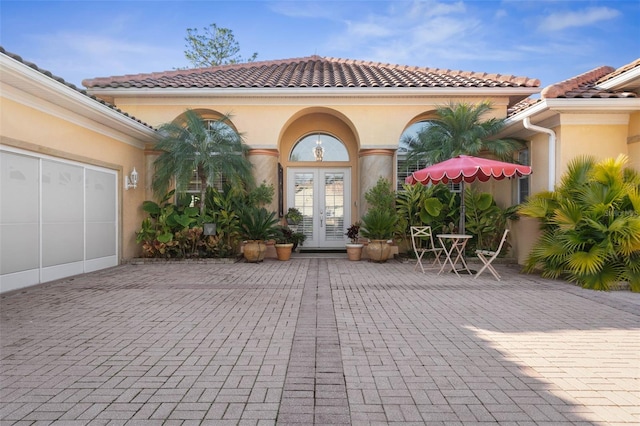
left=1, top=47, right=638, bottom=292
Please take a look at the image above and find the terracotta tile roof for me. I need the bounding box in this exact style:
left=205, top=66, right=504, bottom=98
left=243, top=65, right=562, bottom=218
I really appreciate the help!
left=597, top=58, right=640, bottom=84
left=541, top=64, right=637, bottom=99
left=82, top=55, right=540, bottom=90
left=507, top=60, right=639, bottom=117
left=0, top=46, right=154, bottom=129
left=507, top=98, right=542, bottom=116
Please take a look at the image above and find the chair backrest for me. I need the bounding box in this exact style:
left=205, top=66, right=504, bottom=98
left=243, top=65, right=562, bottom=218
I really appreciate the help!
left=494, top=229, right=510, bottom=254
left=410, top=226, right=435, bottom=252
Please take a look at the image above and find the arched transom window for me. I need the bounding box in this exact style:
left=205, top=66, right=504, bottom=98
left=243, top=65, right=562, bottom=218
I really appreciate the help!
left=289, top=133, right=349, bottom=162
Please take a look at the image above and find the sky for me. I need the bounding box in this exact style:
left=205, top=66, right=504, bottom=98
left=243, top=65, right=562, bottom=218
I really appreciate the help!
left=1, top=0, right=639, bottom=89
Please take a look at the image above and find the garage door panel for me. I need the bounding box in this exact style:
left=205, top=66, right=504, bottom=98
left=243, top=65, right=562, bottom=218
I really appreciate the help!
left=42, top=160, right=84, bottom=222
left=0, top=152, right=39, bottom=223
left=86, top=170, right=116, bottom=222
left=86, top=222, right=116, bottom=259
left=86, top=169, right=116, bottom=261
left=0, top=224, right=39, bottom=275
left=42, top=223, right=84, bottom=267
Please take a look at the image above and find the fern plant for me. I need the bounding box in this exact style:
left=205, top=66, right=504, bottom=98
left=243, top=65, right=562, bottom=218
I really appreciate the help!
left=519, top=154, right=640, bottom=291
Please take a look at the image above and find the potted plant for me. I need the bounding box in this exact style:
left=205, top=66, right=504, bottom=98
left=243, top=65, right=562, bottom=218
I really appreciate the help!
left=285, top=207, right=303, bottom=231
left=345, top=222, right=363, bottom=261
left=291, top=231, right=306, bottom=252
left=274, top=225, right=296, bottom=261
left=360, top=209, right=398, bottom=263
left=240, top=207, right=278, bottom=262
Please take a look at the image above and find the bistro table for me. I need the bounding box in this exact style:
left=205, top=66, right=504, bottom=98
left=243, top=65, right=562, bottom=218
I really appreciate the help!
left=436, top=234, right=473, bottom=277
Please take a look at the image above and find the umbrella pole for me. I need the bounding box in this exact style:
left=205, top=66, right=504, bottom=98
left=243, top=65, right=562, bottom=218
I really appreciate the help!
left=459, top=181, right=465, bottom=234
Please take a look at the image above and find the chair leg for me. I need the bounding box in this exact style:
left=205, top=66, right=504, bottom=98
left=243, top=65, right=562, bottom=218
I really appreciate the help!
left=414, top=252, right=426, bottom=273
left=474, top=253, right=501, bottom=281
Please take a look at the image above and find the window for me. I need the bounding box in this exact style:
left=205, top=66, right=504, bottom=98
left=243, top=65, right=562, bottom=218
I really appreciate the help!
left=397, top=150, right=428, bottom=190
left=397, top=121, right=431, bottom=190
left=517, top=148, right=530, bottom=203
left=290, top=133, right=348, bottom=162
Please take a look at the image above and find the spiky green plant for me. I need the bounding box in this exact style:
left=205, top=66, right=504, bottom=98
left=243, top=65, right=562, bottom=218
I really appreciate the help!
left=152, top=109, right=253, bottom=215
left=519, top=154, right=640, bottom=291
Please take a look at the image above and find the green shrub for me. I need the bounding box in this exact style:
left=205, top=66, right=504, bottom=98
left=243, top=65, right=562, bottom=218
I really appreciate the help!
left=519, top=154, right=640, bottom=291
left=361, top=209, right=398, bottom=240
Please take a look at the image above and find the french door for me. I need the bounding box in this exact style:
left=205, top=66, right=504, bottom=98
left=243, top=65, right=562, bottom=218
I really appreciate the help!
left=287, top=168, right=350, bottom=249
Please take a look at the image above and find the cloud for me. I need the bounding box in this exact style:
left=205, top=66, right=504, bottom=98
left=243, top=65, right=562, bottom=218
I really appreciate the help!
left=27, top=31, right=184, bottom=84
left=538, top=7, right=620, bottom=32
left=323, top=1, right=492, bottom=66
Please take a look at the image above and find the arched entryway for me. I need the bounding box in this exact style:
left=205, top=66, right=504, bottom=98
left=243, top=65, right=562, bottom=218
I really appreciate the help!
left=279, top=110, right=359, bottom=249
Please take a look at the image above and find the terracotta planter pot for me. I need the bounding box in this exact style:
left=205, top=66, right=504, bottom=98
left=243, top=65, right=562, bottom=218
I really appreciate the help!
left=366, top=239, right=391, bottom=263
left=275, top=243, right=294, bottom=261
left=346, top=243, right=364, bottom=261
left=244, top=240, right=267, bottom=263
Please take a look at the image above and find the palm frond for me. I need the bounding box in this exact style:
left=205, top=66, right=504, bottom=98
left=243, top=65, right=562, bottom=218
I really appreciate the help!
left=568, top=262, right=622, bottom=291
left=566, top=245, right=607, bottom=276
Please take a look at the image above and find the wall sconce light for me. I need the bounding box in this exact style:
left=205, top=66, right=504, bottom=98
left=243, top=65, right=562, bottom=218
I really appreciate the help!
left=124, top=167, right=138, bottom=190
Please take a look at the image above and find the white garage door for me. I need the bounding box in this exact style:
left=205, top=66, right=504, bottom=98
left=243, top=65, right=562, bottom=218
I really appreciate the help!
left=0, top=147, right=118, bottom=293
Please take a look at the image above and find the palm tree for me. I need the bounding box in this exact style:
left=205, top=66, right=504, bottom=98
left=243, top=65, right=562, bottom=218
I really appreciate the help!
left=405, top=101, right=525, bottom=165
left=152, top=109, right=253, bottom=215
left=519, top=154, right=640, bottom=291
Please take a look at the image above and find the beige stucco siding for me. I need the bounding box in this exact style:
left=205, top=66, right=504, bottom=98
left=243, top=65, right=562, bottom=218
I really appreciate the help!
left=627, top=111, right=640, bottom=171
left=111, top=95, right=508, bottom=150
left=558, top=114, right=629, bottom=177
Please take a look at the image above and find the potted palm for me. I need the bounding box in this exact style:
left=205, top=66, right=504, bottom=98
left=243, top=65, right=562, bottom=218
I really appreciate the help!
left=360, top=209, right=398, bottom=263
left=345, top=222, right=363, bottom=261
left=274, top=225, right=296, bottom=261
left=240, top=207, right=278, bottom=262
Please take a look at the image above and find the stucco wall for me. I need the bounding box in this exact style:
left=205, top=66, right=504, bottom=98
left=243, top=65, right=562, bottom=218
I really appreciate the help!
left=558, top=115, right=629, bottom=177
left=112, top=96, right=509, bottom=150
left=627, top=111, right=640, bottom=171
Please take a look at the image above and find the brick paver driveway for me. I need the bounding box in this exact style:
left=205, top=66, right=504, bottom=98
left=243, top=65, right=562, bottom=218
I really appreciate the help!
left=1, top=258, right=639, bottom=425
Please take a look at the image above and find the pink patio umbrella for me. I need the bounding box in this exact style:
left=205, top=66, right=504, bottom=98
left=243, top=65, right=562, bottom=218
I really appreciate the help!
left=405, top=155, right=532, bottom=234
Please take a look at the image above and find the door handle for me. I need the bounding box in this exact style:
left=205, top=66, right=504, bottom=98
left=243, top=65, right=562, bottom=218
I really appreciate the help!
left=320, top=209, right=324, bottom=227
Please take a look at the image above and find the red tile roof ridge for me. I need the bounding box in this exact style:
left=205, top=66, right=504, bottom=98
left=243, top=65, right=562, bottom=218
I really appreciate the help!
left=541, top=65, right=615, bottom=99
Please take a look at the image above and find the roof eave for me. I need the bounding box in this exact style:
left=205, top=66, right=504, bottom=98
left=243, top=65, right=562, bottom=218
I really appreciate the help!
left=597, top=66, right=640, bottom=91
left=1, top=54, right=158, bottom=147
left=504, top=97, right=640, bottom=132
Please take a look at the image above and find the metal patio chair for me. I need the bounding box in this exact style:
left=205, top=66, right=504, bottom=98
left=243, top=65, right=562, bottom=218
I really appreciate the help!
left=411, top=226, right=444, bottom=273
left=474, top=229, right=510, bottom=281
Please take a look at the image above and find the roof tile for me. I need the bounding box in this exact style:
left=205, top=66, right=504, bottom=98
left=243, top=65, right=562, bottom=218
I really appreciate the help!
left=82, top=55, right=540, bottom=90
left=541, top=64, right=637, bottom=99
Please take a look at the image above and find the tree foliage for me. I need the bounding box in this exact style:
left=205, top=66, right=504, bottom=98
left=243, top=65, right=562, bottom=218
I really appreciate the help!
left=405, top=101, right=525, bottom=165
left=152, top=109, right=253, bottom=215
left=184, top=23, right=258, bottom=68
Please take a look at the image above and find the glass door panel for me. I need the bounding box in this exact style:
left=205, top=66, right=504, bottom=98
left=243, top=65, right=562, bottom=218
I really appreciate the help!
left=288, top=168, right=350, bottom=249
left=323, top=172, right=345, bottom=243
